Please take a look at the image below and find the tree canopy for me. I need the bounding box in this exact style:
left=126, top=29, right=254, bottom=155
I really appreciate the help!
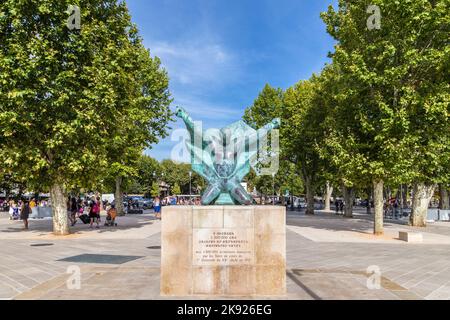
left=0, top=0, right=172, bottom=234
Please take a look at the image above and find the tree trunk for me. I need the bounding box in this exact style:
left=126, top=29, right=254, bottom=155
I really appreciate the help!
left=439, top=185, right=449, bottom=210
left=18, top=185, right=24, bottom=200
left=373, top=179, right=384, bottom=235
left=410, top=183, right=435, bottom=227
left=305, top=177, right=314, bottom=215
left=399, top=185, right=404, bottom=216
left=115, top=176, right=125, bottom=216
left=404, top=185, right=409, bottom=208
left=342, top=185, right=354, bottom=218
left=50, top=182, right=69, bottom=236
left=324, top=181, right=333, bottom=211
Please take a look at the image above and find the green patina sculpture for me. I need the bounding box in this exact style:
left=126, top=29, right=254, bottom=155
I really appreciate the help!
left=175, top=107, right=280, bottom=205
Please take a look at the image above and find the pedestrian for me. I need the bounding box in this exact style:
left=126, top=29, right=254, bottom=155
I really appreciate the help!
left=154, top=196, right=161, bottom=219
left=96, top=197, right=102, bottom=220
left=21, top=201, right=31, bottom=230
left=105, top=204, right=117, bottom=227
left=83, top=200, right=90, bottom=215
left=89, top=198, right=100, bottom=229
left=77, top=199, right=83, bottom=217
left=339, top=200, right=344, bottom=213
left=30, top=198, right=36, bottom=209
left=393, top=199, right=399, bottom=219
left=69, top=197, right=78, bottom=226
left=9, top=200, right=15, bottom=220
left=335, top=199, right=339, bottom=214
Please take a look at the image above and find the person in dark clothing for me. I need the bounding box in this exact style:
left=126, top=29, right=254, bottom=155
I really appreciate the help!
left=20, top=201, right=31, bottom=230
left=393, top=199, right=399, bottom=219
left=70, top=197, right=78, bottom=226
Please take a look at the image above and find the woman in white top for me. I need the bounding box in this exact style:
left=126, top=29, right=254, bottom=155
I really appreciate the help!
left=8, top=202, right=14, bottom=220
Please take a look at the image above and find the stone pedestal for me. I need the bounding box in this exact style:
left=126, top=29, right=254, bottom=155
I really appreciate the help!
left=160, top=206, right=286, bottom=297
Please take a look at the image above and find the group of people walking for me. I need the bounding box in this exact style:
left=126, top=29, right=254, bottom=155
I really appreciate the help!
left=68, top=197, right=117, bottom=228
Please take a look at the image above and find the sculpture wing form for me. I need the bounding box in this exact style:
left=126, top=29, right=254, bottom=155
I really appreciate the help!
left=175, top=105, right=280, bottom=205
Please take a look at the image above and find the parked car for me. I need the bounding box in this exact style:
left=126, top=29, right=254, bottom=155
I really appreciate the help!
left=293, top=197, right=306, bottom=208
left=110, top=199, right=128, bottom=209
left=358, top=199, right=369, bottom=207
left=141, top=198, right=153, bottom=209
left=132, top=197, right=152, bottom=208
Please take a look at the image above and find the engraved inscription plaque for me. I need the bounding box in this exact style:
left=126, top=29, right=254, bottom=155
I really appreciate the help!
left=193, top=228, right=255, bottom=266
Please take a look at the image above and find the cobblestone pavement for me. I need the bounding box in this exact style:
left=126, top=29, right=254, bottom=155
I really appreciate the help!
left=0, top=209, right=449, bottom=300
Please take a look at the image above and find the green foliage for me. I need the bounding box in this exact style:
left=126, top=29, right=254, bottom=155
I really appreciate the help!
left=160, top=159, right=205, bottom=194
left=243, top=84, right=284, bottom=129
left=160, top=159, right=190, bottom=191
left=244, top=0, right=449, bottom=202
left=172, top=183, right=181, bottom=196
left=150, top=181, right=160, bottom=198
left=282, top=75, right=330, bottom=190
left=321, top=0, right=450, bottom=187
left=243, top=84, right=310, bottom=196
left=135, top=154, right=160, bottom=193
left=0, top=0, right=172, bottom=194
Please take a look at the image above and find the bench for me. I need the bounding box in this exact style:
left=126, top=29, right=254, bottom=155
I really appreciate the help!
left=127, top=209, right=143, bottom=214
left=399, top=231, right=423, bottom=243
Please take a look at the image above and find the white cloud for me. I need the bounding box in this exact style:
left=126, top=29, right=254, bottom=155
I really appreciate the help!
left=142, top=37, right=246, bottom=161
left=147, top=40, right=239, bottom=87
left=173, top=95, right=243, bottom=123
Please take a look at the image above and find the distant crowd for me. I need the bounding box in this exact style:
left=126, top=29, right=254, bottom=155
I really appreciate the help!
left=0, top=196, right=118, bottom=230
left=2, top=194, right=210, bottom=231
left=159, top=196, right=201, bottom=206
left=1, top=198, right=43, bottom=229
left=67, top=196, right=117, bottom=229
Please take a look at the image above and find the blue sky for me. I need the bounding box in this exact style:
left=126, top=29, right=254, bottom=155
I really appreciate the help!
left=125, top=0, right=337, bottom=161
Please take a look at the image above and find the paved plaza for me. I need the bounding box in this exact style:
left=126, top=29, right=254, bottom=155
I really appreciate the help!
left=0, top=209, right=449, bottom=300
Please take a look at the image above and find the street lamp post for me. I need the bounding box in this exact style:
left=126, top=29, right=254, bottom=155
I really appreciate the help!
left=290, top=180, right=294, bottom=211
left=400, top=184, right=404, bottom=218
left=189, top=171, right=192, bottom=199
left=272, top=172, right=275, bottom=205
left=152, top=172, right=156, bottom=193
left=161, top=172, right=165, bottom=197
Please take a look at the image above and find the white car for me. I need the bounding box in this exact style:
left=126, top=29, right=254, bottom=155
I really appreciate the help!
left=293, top=197, right=306, bottom=208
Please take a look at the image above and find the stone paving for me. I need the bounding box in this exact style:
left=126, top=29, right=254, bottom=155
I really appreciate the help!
left=0, top=208, right=449, bottom=300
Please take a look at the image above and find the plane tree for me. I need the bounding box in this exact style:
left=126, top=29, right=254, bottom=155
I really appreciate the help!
left=0, top=0, right=171, bottom=234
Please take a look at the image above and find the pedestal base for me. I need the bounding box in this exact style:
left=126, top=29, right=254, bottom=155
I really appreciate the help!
left=160, top=206, right=286, bottom=296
